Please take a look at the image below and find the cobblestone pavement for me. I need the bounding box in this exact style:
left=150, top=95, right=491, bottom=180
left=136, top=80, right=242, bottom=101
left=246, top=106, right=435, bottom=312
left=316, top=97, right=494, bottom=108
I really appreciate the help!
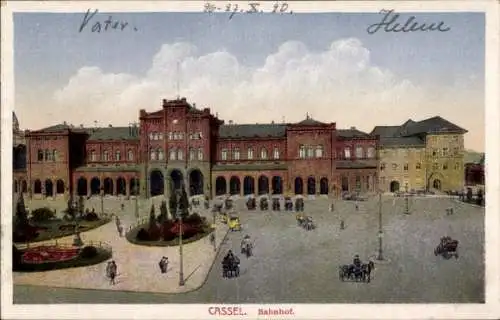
left=14, top=195, right=228, bottom=294
left=14, top=195, right=484, bottom=303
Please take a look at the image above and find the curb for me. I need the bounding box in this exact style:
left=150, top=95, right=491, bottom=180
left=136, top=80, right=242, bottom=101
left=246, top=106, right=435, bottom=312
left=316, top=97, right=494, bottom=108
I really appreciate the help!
left=452, top=199, right=485, bottom=209
left=181, top=226, right=231, bottom=294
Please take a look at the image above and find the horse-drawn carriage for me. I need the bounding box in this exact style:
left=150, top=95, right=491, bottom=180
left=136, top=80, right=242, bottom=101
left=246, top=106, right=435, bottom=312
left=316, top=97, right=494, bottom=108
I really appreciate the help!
left=272, top=198, right=281, bottom=211
left=222, top=253, right=240, bottom=278
left=295, top=198, right=304, bottom=212
left=338, top=259, right=374, bottom=283
left=296, top=213, right=315, bottom=230
left=434, top=236, right=459, bottom=259
left=246, top=197, right=256, bottom=210
left=260, top=197, right=269, bottom=210
left=284, top=197, right=293, bottom=211
left=228, top=215, right=242, bottom=231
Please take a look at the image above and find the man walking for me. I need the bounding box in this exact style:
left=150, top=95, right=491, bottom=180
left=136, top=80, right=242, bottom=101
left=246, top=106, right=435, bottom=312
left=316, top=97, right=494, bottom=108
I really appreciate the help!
left=158, top=256, right=168, bottom=274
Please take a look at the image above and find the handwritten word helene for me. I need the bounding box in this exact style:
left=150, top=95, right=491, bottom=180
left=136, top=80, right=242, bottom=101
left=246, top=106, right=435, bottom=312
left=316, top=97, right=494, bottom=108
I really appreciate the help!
left=204, top=2, right=293, bottom=20
left=79, top=9, right=138, bottom=33
left=367, top=9, right=451, bottom=34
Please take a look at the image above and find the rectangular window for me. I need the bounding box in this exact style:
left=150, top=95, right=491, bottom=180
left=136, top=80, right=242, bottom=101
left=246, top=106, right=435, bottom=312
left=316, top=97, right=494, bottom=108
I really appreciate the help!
left=392, top=163, right=398, bottom=170
left=299, top=145, right=306, bottom=159
left=443, top=163, right=448, bottom=170
left=416, top=162, right=421, bottom=169
left=344, top=148, right=351, bottom=159
left=189, top=148, right=195, bottom=160
left=273, top=148, right=280, bottom=159
left=307, top=146, right=314, bottom=158
left=221, top=149, right=228, bottom=161
left=442, top=148, right=448, bottom=156
left=37, top=149, right=44, bottom=161
left=197, top=148, right=203, bottom=161
left=355, top=146, right=363, bottom=159
left=380, top=163, right=386, bottom=171
left=404, top=163, right=408, bottom=171
left=247, top=148, right=254, bottom=160
left=234, top=148, right=240, bottom=160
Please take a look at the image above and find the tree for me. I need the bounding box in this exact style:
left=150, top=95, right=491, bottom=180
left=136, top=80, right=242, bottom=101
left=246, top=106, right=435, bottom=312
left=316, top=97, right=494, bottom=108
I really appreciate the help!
left=169, top=191, right=178, bottom=220
left=78, top=196, right=85, bottom=219
left=66, top=194, right=77, bottom=220
left=149, top=204, right=156, bottom=230
left=157, top=200, right=169, bottom=224
left=15, top=193, right=29, bottom=229
left=178, top=187, right=189, bottom=219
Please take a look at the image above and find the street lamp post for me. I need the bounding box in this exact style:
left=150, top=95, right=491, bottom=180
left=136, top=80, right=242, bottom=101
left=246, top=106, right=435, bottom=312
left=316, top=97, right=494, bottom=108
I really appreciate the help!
left=100, top=186, right=104, bottom=217
left=212, top=209, right=217, bottom=252
left=134, top=184, right=139, bottom=220
left=404, top=183, right=410, bottom=215
left=178, top=197, right=185, bottom=286
left=377, top=191, right=384, bottom=261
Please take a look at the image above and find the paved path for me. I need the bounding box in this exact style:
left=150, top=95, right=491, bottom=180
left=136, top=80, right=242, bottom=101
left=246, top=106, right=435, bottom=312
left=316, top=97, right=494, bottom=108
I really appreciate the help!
left=14, top=196, right=484, bottom=303
left=14, top=195, right=228, bottom=293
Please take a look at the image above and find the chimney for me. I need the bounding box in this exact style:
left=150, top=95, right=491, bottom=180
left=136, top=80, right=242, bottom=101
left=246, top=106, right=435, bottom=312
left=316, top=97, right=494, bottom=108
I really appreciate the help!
left=271, top=120, right=275, bottom=124
left=350, top=126, right=356, bottom=130
left=228, top=120, right=233, bottom=125
left=108, top=124, right=112, bottom=128
left=162, top=99, right=168, bottom=107
left=63, top=121, right=67, bottom=125
left=181, top=97, right=187, bottom=102
left=80, top=124, right=84, bottom=128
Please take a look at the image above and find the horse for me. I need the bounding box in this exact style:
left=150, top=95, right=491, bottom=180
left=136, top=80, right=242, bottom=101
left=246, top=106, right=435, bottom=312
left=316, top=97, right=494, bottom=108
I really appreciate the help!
left=241, top=242, right=252, bottom=258
left=361, top=261, right=375, bottom=282
left=222, top=256, right=240, bottom=278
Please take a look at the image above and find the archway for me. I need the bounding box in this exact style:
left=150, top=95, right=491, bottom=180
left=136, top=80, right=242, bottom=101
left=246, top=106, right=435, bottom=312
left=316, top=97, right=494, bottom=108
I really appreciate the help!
left=294, top=177, right=303, bottom=194
left=45, top=179, right=53, bottom=197
left=215, top=176, right=227, bottom=196
left=90, top=177, right=100, bottom=195
left=433, top=179, right=442, bottom=190
left=229, top=176, right=241, bottom=195
left=56, top=179, right=65, bottom=194
left=34, top=179, right=42, bottom=194
left=170, top=169, right=183, bottom=192
left=272, top=176, right=283, bottom=194
left=21, top=180, right=27, bottom=193
left=150, top=170, right=165, bottom=196
left=243, top=176, right=255, bottom=195
left=320, top=177, right=328, bottom=195
left=189, top=169, right=204, bottom=195
left=307, top=177, right=316, bottom=195
left=103, top=178, right=113, bottom=195
left=117, top=177, right=126, bottom=195
left=77, top=177, right=87, bottom=196
left=390, top=181, right=400, bottom=192
left=341, top=176, right=349, bottom=192
left=130, top=178, right=140, bottom=195
left=258, top=175, right=269, bottom=195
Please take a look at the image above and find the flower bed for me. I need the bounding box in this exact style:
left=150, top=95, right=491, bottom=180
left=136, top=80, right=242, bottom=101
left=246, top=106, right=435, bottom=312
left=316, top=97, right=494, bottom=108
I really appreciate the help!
left=22, top=245, right=79, bottom=264
left=126, top=222, right=214, bottom=247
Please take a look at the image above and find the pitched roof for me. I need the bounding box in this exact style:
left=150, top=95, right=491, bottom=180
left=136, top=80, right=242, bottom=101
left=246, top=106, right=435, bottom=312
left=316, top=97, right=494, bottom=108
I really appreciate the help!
left=87, top=127, right=139, bottom=141
left=36, top=123, right=72, bottom=132
left=371, top=116, right=467, bottom=138
left=370, top=126, right=400, bottom=137
left=337, top=128, right=371, bottom=138
left=218, top=124, right=286, bottom=138
left=295, top=117, right=326, bottom=126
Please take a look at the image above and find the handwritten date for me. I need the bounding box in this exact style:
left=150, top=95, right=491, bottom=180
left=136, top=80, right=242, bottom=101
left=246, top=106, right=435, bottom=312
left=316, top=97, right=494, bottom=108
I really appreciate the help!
left=204, top=2, right=293, bottom=20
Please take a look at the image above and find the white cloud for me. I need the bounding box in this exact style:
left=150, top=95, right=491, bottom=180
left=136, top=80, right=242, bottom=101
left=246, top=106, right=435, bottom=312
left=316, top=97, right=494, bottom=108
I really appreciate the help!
left=48, top=38, right=481, bottom=147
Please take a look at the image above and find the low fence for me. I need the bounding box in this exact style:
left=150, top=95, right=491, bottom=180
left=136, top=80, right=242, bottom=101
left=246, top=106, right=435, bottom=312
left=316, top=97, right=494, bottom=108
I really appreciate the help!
left=17, top=239, right=113, bottom=254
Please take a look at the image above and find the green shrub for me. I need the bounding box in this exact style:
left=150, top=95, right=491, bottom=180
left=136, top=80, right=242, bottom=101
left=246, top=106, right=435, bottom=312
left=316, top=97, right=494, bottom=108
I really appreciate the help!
left=80, top=246, right=98, bottom=259
left=185, top=213, right=203, bottom=226
left=31, top=207, right=56, bottom=222
left=84, top=212, right=99, bottom=221
left=136, top=228, right=150, bottom=241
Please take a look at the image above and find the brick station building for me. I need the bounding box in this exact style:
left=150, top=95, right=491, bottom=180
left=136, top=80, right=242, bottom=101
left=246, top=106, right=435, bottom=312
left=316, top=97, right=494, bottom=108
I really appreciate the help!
left=13, top=98, right=380, bottom=199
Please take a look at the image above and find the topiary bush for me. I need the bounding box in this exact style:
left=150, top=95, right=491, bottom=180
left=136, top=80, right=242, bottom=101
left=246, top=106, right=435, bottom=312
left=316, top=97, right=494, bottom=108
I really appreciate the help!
left=84, top=212, right=99, bottom=221
left=162, top=220, right=176, bottom=241
left=79, top=246, right=98, bottom=259
left=31, top=207, right=56, bottom=222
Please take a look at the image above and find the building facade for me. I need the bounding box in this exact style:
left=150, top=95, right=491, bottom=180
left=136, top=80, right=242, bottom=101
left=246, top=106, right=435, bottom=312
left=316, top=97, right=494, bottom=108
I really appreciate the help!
left=465, top=154, right=485, bottom=187
left=14, top=98, right=381, bottom=199
left=372, top=117, right=467, bottom=193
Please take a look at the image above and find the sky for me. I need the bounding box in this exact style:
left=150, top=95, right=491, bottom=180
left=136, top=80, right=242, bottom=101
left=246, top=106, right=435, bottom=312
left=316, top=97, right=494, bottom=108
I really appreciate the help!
left=13, top=10, right=485, bottom=151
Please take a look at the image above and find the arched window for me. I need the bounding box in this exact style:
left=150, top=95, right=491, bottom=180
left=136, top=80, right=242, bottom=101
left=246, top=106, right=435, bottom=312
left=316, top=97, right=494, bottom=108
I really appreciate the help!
left=177, top=149, right=184, bottom=160
left=315, top=145, right=323, bottom=158
left=168, top=132, right=173, bottom=140
left=233, top=148, right=240, bottom=160
left=197, top=148, right=203, bottom=160
left=103, top=150, right=109, bottom=161
left=299, top=145, right=306, bottom=158
left=344, top=147, right=351, bottom=159
left=355, top=146, right=364, bottom=159
left=115, top=150, right=121, bottom=161
left=307, top=146, right=314, bottom=158
left=158, top=133, right=163, bottom=140
left=45, top=149, right=51, bottom=161
left=37, top=149, right=44, bottom=161
left=367, top=147, right=376, bottom=159
left=149, top=132, right=154, bottom=140
left=247, top=147, right=254, bottom=159
left=221, top=149, right=228, bottom=161
left=416, top=162, right=421, bottom=170
left=127, top=149, right=134, bottom=161
left=90, top=150, right=97, bottom=161
left=260, top=148, right=268, bottom=159
left=189, top=148, right=195, bottom=160
left=169, top=148, right=176, bottom=160
left=52, top=150, right=58, bottom=161
left=158, top=148, right=164, bottom=160
left=150, top=148, right=157, bottom=160
left=273, top=147, right=280, bottom=159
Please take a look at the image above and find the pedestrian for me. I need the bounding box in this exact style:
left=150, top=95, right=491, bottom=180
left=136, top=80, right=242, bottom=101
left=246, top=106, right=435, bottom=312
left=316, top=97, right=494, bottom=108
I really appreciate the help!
left=121, top=203, right=125, bottom=211
left=329, top=203, right=334, bottom=212
left=118, top=223, right=124, bottom=237
left=158, top=257, right=168, bottom=274
left=108, top=260, right=117, bottom=285
left=340, top=219, right=345, bottom=230
left=355, top=203, right=359, bottom=211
